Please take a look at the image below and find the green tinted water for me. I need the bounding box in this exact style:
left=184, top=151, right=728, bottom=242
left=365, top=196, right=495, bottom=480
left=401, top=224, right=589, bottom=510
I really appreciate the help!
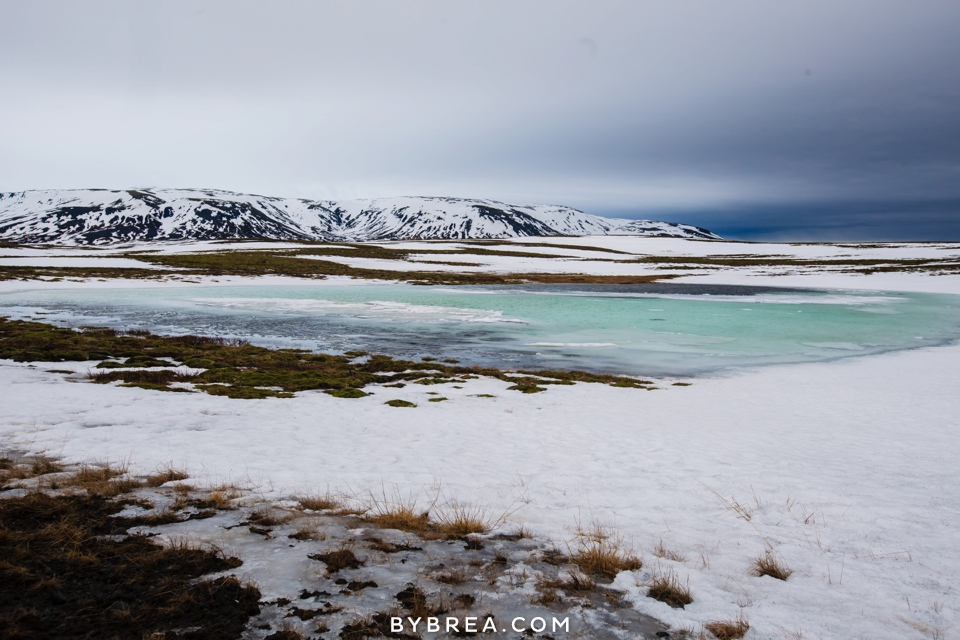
left=2, top=283, right=958, bottom=376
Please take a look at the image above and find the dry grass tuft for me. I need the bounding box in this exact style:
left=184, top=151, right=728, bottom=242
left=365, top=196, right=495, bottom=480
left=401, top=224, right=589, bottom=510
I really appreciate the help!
left=339, top=609, right=412, bottom=640
left=29, top=454, right=65, bottom=477
left=91, top=477, right=145, bottom=497
left=647, top=568, right=693, bottom=609
left=752, top=549, right=792, bottom=581
left=145, top=465, right=189, bottom=487
left=189, top=485, right=241, bottom=511
left=296, top=491, right=342, bottom=512
left=538, top=569, right=597, bottom=594
left=653, top=538, right=688, bottom=563
left=86, top=368, right=117, bottom=383
left=532, top=583, right=562, bottom=606
left=60, top=461, right=146, bottom=496
left=512, top=524, right=533, bottom=539
left=433, top=566, right=468, bottom=585
left=66, top=462, right=128, bottom=486
left=204, top=490, right=237, bottom=510
left=435, top=501, right=494, bottom=537
left=0, top=454, right=67, bottom=488
left=309, top=544, right=363, bottom=575
left=288, top=521, right=326, bottom=541
left=264, top=621, right=306, bottom=639
left=705, top=614, right=750, bottom=640
left=567, top=520, right=642, bottom=579
left=247, top=507, right=291, bottom=527
left=394, top=584, right=449, bottom=620
left=362, top=494, right=433, bottom=535
left=365, top=536, right=422, bottom=553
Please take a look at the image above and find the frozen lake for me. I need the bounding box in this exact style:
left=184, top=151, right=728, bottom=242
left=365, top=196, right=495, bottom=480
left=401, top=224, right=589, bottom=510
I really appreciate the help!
left=2, top=282, right=959, bottom=376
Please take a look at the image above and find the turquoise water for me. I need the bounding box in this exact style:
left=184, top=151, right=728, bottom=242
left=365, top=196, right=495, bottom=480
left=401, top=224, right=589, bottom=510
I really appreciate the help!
left=2, top=283, right=959, bottom=376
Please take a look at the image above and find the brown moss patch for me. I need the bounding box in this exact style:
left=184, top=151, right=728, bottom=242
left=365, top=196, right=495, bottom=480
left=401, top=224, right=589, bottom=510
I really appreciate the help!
left=1, top=316, right=653, bottom=400
left=0, top=491, right=260, bottom=639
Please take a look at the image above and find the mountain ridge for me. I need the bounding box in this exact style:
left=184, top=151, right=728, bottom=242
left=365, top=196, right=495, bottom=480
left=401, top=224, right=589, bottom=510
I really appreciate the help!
left=0, top=188, right=721, bottom=245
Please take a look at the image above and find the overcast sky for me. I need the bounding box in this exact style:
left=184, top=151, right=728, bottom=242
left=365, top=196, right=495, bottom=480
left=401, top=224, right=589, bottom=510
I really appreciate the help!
left=1, top=1, right=958, bottom=239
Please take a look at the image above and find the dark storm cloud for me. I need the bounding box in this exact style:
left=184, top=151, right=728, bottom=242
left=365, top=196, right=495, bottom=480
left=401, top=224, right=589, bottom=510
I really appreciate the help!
left=0, top=1, right=958, bottom=239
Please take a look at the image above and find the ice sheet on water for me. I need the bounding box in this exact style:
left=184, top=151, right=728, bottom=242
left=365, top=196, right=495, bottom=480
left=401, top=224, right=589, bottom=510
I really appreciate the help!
left=188, top=297, right=528, bottom=324
left=526, top=342, right=617, bottom=348
left=801, top=341, right=865, bottom=350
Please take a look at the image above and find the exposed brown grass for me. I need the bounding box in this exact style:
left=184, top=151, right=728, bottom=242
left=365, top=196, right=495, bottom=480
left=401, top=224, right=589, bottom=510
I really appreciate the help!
left=365, top=536, right=422, bottom=553
left=705, top=614, right=750, bottom=640
left=0, top=490, right=261, bottom=639
left=0, top=454, right=66, bottom=488
left=362, top=491, right=501, bottom=542
left=132, top=507, right=186, bottom=527
left=567, top=521, right=642, bottom=579
left=57, top=461, right=147, bottom=497
left=288, top=521, right=326, bottom=541
left=65, top=462, right=127, bottom=486
left=338, top=609, right=415, bottom=640
left=513, top=524, right=533, bottom=539
left=435, top=501, right=495, bottom=537
left=365, top=504, right=432, bottom=533
left=538, top=569, right=597, bottom=594
left=145, top=465, right=189, bottom=487
left=433, top=566, right=468, bottom=585
left=492, top=524, right=534, bottom=541
left=532, top=584, right=562, bottom=606
left=189, top=485, right=241, bottom=511
left=308, top=544, right=363, bottom=575
left=362, top=493, right=433, bottom=535
left=394, top=584, right=449, bottom=620
left=653, top=538, right=688, bottom=563
left=29, top=454, right=65, bottom=477
left=247, top=507, right=292, bottom=527
left=647, top=568, right=693, bottom=609
left=752, top=549, right=792, bottom=581
left=89, top=476, right=145, bottom=497
left=296, top=491, right=343, bottom=512
left=702, top=483, right=754, bottom=521
left=264, top=621, right=306, bottom=639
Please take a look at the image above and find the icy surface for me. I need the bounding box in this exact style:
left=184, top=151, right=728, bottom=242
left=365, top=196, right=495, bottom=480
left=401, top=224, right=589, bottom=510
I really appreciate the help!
left=119, top=495, right=668, bottom=639
left=2, top=283, right=959, bottom=377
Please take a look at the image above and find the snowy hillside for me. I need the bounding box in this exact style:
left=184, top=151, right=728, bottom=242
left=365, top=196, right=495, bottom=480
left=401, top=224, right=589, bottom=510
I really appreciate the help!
left=0, top=188, right=720, bottom=245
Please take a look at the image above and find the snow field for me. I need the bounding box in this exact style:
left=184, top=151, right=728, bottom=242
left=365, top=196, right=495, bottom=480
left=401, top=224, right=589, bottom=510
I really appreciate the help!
left=2, top=337, right=958, bottom=638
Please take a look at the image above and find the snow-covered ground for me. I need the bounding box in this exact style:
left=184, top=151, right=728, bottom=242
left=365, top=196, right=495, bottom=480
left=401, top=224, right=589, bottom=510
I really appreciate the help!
left=2, top=238, right=959, bottom=639
left=5, top=236, right=960, bottom=294
left=0, top=256, right=167, bottom=269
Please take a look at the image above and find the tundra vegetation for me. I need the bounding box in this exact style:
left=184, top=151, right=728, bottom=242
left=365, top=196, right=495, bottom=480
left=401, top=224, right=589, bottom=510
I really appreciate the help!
left=0, top=317, right=654, bottom=399
left=2, top=239, right=959, bottom=283
left=0, top=458, right=261, bottom=639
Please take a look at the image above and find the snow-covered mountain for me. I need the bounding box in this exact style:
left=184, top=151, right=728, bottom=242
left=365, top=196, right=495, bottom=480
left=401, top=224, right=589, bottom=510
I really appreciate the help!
left=0, top=188, right=720, bottom=245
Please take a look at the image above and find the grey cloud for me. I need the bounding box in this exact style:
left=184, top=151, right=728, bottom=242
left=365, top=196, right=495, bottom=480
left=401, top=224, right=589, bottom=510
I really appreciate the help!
left=1, top=0, right=958, bottom=238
